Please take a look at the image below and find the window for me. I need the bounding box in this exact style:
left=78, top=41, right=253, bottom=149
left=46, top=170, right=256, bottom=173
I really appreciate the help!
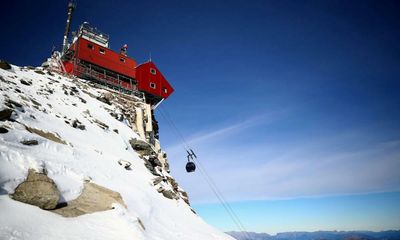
left=120, top=58, right=125, bottom=62
left=150, top=68, right=157, bottom=75
left=150, top=82, right=156, bottom=89
left=162, top=87, right=168, bottom=94
left=99, top=48, right=105, bottom=54
left=87, top=44, right=94, bottom=50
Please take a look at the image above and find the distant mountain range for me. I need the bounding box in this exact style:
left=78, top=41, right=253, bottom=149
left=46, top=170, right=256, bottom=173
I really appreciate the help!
left=226, top=230, right=400, bottom=240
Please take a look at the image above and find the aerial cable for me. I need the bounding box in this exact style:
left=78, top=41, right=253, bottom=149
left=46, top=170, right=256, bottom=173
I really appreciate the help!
left=194, top=158, right=250, bottom=237
left=157, top=105, right=251, bottom=239
left=158, top=106, right=190, bottom=150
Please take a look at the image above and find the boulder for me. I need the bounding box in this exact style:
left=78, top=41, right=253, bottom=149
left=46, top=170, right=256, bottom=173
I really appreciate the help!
left=52, top=182, right=127, bottom=217
left=148, top=156, right=163, bottom=168
left=96, top=95, right=111, bottom=105
left=0, top=60, right=12, bottom=70
left=0, top=127, right=8, bottom=134
left=25, top=126, right=67, bottom=145
left=20, top=79, right=32, bottom=86
left=160, top=189, right=179, bottom=200
left=166, top=176, right=179, bottom=191
left=10, top=169, right=61, bottom=210
left=129, top=138, right=155, bottom=156
left=179, top=190, right=190, bottom=205
left=20, top=139, right=39, bottom=146
left=72, top=119, right=86, bottom=130
left=0, top=108, right=13, bottom=121
left=152, top=176, right=164, bottom=185
left=5, top=99, right=23, bottom=109
left=118, top=159, right=132, bottom=170
left=143, top=159, right=155, bottom=174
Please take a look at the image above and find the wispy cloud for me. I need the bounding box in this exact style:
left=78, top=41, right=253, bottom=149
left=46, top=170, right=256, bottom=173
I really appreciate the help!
left=166, top=121, right=400, bottom=204
left=165, top=109, right=289, bottom=155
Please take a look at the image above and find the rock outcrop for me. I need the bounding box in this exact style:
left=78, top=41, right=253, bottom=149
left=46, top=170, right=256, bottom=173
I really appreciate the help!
left=129, top=138, right=156, bottom=156
left=52, top=181, right=127, bottom=217
left=0, top=108, right=13, bottom=121
left=10, top=169, right=61, bottom=210
left=0, top=60, right=12, bottom=70
left=25, top=126, right=67, bottom=145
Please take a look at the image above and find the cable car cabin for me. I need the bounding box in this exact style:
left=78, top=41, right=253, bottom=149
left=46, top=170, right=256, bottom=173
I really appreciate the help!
left=135, top=61, right=174, bottom=105
left=62, top=23, right=137, bottom=94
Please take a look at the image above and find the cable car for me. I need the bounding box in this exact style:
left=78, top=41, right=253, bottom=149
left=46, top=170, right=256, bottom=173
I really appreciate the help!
left=186, top=161, right=196, bottom=173
left=185, top=149, right=197, bottom=173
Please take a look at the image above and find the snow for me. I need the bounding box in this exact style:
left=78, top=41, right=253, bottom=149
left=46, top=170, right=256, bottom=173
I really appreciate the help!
left=0, top=66, right=234, bottom=240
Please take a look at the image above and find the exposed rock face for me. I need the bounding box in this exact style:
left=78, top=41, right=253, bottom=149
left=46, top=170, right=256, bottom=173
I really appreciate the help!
left=10, top=169, right=61, bottom=210
left=52, top=182, right=127, bottom=217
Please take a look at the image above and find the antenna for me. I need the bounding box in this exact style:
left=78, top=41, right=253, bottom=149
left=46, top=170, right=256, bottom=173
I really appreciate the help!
left=149, top=52, right=152, bottom=62
left=62, top=0, right=76, bottom=54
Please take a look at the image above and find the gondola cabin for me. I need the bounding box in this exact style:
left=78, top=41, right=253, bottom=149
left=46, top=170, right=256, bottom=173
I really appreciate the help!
left=62, top=22, right=174, bottom=105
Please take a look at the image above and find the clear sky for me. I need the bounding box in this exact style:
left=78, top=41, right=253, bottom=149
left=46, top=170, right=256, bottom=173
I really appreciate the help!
left=1, top=0, right=399, bottom=234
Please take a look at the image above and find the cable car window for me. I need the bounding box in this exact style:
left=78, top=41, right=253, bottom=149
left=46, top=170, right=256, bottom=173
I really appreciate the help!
left=99, top=48, right=105, bottom=54
left=162, top=87, right=168, bottom=93
left=87, top=44, right=94, bottom=50
left=150, top=82, right=156, bottom=89
left=120, top=58, right=125, bottom=62
left=150, top=68, right=156, bottom=75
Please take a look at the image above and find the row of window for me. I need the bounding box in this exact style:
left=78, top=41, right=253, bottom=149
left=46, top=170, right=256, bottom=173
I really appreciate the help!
left=87, top=43, right=126, bottom=62
left=87, top=45, right=162, bottom=74
left=86, top=43, right=165, bottom=93
left=149, top=82, right=168, bottom=93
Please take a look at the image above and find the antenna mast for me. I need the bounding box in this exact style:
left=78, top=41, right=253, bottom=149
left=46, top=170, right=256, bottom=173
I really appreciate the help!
left=62, top=1, right=76, bottom=54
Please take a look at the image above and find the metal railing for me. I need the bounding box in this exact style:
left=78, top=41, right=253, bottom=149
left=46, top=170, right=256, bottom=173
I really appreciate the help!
left=73, top=60, right=144, bottom=99
left=78, top=22, right=109, bottom=47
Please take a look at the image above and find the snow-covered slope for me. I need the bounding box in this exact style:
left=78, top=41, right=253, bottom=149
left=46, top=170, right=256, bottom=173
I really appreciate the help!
left=0, top=65, right=234, bottom=240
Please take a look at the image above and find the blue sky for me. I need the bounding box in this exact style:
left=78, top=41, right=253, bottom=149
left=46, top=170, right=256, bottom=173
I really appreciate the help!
left=1, top=0, right=399, bottom=234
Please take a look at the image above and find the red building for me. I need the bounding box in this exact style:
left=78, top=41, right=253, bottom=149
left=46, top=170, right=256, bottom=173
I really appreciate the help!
left=136, top=61, right=174, bottom=104
left=62, top=22, right=174, bottom=105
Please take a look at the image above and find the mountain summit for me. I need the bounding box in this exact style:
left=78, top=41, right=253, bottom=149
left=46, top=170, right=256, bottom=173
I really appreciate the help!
left=0, top=63, right=234, bottom=240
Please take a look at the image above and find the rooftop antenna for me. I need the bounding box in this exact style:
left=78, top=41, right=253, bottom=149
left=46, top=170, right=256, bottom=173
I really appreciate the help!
left=62, top=0, right=76, bottom=54
left=149, top=52, right=152, bottom=62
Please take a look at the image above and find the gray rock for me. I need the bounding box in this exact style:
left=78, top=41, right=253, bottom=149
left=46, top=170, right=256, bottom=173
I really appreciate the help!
left=143, top=159, right=156, bottom=174
left=5, top=99, right=23, bottom=109
left=10, top=169, right=61, bottom=210
left=0, top=108, right=13, bottom=121
left=52, top=182, right=127, bottom=217
left=20, top=79, right=32, bottom=86
left=20, top=139, right=39, bottom=145
left=72, top=119, right=86, bottom=130
left=0, top=60, right=11, bottom=70
left=25, top=126, right=67, bottom=145
left=152, top=176, right=164, bottom=185
left=161, top=189, right=178, bottom=200
left=166, top=176, right=179, bottom=191
left=0, top=127, right=8, bottom=134
left=148, top=156, right=162, bottom=168
left=118, top=159, right=132, bottom=170
left=129, top=138, right=155, bottom=156
left=96, top=95, right=111, bottom=105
